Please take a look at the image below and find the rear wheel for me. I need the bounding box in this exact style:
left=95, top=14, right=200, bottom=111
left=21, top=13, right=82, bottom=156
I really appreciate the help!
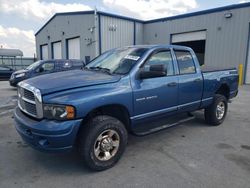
left=78, top=115, right=128, bottom=171
left=204, top=94, right=228, bottom=126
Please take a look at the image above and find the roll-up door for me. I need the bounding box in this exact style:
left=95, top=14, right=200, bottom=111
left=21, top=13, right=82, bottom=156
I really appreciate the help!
left=171, top=31, right=206, bottom=43
left=245, top=32, right=250, bottom=84
left=41, top=44, right=48, bottom=60
left=171, top=31, right=207, bottom=65
left=67, top=37, right=80, bottom=59
left=52, top=41, right=62, bottom=59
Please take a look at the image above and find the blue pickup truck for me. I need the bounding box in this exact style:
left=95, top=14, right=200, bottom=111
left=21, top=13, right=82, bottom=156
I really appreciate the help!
left=14, top=45, right=238, bottom=171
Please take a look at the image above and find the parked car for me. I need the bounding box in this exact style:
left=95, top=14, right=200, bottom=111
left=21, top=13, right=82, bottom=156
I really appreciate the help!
left=0, top=65, right=14, bottom=80
left=14, top=45, right=238, bottom=171
left=9, top=59, right=85, bottom=86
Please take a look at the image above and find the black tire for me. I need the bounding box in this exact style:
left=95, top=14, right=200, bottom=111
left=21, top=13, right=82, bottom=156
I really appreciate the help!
left=78, top=115, right=128, bottom=171
left=204, top=94, right=228, bottom=126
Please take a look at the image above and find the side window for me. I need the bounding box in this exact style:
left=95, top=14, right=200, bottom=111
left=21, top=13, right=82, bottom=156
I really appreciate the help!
left=144, top=51, right=174, bottom=76
left=37, top=62, right=54, bottom=73
left=175, top=51, right=196, bottom=74
left=73, top=61, right=84, bottom=67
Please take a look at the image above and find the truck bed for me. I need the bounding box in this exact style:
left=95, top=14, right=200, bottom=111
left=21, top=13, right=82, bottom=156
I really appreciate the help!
left=201, top=66, right=236, bottom=73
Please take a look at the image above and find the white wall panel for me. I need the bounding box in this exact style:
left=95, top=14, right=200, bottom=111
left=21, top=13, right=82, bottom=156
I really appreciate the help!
left=100, top=15, right=134, bottom=52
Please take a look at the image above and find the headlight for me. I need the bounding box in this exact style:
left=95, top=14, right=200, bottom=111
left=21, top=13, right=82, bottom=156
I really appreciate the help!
left=10, top=74, right=15, bottom=79
left=15, top=73, right=25, bottom=78
left=43, top=104, right=75, bottom=120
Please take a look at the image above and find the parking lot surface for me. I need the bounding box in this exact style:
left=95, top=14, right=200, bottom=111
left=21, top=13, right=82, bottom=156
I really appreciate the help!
left=0, top=81, right=249, bottom=188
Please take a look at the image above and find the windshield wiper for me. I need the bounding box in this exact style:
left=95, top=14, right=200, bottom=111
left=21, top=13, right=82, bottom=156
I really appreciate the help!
left=88, top=66, right=112, bottom=75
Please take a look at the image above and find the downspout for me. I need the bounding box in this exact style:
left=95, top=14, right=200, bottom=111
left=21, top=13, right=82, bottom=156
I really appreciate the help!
left=94, top=8, right=101, bottom=57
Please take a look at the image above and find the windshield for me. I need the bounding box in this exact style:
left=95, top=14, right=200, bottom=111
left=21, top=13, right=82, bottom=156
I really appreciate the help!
left=86, top=47, right=148, bottom=75
left=25, top=60, right=42, bottom=70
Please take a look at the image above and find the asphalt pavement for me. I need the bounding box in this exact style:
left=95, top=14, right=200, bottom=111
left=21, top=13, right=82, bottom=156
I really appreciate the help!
left=0, top=81, right=249, bottom=188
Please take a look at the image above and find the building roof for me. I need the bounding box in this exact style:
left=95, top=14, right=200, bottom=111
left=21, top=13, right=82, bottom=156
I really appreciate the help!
left=0, top=48, right=23, bottom=57
left=144, top=2, right=250, bottom=24
left=35, top=10, right=143, bottom=36
left=35, top=2, right=250, bottom=36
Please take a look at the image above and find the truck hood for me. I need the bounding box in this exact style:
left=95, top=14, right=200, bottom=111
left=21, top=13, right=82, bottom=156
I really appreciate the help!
left=25, top=70, right=121, bottom=95
left=13, top=69, right=29, bottom=75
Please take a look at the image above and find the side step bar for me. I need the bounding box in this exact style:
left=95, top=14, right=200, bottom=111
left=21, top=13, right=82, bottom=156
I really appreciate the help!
left=133, top=113, right=195, bottom=136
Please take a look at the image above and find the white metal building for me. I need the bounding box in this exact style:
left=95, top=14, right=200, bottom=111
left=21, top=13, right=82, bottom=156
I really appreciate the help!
left=35, top=2, right=250, bottom=83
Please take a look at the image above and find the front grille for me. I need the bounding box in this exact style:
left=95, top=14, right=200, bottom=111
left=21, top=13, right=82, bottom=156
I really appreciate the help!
left=23, top=89, right=35, bottom=101
left=23, top=100, right=37, bottom=116
left=18, top=84, right=43, bottom=119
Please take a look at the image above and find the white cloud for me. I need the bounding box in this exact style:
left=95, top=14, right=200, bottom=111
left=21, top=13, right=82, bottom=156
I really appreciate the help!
left=0, top=25, right=35, bottom=56
left=0, top=0, right=92, bottom=57
left=239, top=0, right=249, bottom=3
left=103, top=0, right=198, bottom=20
left=0, top=0, right=92, bottom=21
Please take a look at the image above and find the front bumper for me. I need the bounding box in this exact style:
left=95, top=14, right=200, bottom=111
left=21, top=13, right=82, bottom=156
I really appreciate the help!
left=14, top=107, right=82, bottom=153
left=9, top=79, right=18, bottom=87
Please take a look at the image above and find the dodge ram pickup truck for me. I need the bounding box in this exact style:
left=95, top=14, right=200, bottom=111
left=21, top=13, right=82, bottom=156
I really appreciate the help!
left=14, top=45, right=238, bottom=171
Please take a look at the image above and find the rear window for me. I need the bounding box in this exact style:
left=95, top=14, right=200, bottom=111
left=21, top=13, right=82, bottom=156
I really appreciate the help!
left=72, top=61, right=84, bottom=67
left=57, top=60, right=84, bottom=70
left=175, top=51, right=196, bottom=74
left=62, top=61, right=72, bottom=68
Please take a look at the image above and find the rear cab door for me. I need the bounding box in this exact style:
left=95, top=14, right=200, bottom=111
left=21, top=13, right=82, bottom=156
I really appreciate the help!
left=173, top=48, right=203, bottom=111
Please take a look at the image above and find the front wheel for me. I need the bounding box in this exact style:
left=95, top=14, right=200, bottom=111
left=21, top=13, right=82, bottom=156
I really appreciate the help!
left=204, top=94, right=228, bottom=126
left=78, top=115, right=128, bottom=171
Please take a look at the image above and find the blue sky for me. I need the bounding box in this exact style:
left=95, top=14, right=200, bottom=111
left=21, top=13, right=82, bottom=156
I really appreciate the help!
left=0, top=0, right=249, bottom=56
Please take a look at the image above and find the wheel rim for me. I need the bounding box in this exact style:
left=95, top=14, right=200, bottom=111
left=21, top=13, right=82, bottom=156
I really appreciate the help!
left=94, top=129, right=120, bottom=161
left=216, top=101, right=225, bottom=120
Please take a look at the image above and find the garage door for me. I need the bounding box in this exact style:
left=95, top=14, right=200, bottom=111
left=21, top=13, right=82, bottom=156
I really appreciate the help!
left=52, top=41, right=62, bottom=59
left=171, top=31, right=206, bottom=43
left=246, top=35, right=250, bottom=84
left=41, top=44, right=48, bottom=60
left=67, top=37, right=80, bottom=59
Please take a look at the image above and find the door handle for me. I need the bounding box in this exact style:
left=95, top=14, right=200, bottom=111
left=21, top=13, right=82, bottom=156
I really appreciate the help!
left=167, top=82, right=177, bottom=87
left=194, top=78, right=201, bottom=82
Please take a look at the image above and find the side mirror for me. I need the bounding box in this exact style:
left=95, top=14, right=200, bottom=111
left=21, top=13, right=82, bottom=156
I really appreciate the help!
left=139, top=64, right=166, bottom=79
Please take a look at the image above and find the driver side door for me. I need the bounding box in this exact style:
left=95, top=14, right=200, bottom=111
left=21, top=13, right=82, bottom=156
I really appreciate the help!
left=132, top=49, right=178, bottom=121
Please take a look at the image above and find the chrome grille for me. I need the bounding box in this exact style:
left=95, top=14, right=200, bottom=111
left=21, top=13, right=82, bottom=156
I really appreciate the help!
left=18, top=82, right=43, bottom=119
left=23, top=89, right=35, bottom=101
left=23, top=99, right=37, bottom=116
